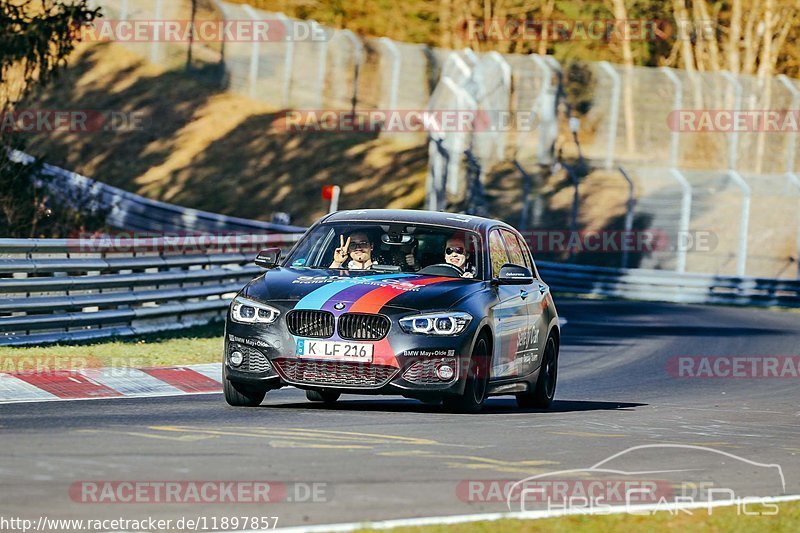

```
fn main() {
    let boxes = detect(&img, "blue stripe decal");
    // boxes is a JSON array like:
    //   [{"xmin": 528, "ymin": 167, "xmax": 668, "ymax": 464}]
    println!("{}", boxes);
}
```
[{"xmin": 294, "ymin": 273, "xmax": 415, "ymax": 310}]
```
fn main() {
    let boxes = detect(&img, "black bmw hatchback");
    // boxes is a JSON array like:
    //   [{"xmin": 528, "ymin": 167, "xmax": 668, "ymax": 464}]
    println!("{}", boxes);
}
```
[{"xmin": 224, "ymin": 209, "xmax": 560, "ymax": 413}]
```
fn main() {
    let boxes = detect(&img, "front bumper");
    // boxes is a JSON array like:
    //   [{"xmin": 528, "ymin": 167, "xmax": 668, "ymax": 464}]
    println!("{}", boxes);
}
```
[{"xmin": 224, "ymin": 318, "xmax": 477, "ymax": 398}]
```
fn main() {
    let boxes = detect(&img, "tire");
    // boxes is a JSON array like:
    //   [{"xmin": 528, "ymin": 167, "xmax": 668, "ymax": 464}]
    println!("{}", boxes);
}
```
[
  {"xmin": 306, "ymin": 390, "xmax": 341, "ymax": 404},
  {"xmin": 517, "ymin": 336, "xmax": 557, "ymax": 409},
  {"xmin": 223, "ymin": 366, "xmax": 267, "ymax": 407},
  {"xmin": 443, "ymin": 336, "xmax": 490, "ymax": 414}
]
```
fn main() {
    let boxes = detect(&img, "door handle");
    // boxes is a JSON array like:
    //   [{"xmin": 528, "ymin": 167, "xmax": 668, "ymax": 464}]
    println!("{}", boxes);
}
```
[
  {"xmin": 538, "ymin": 284, "xmax": 548, "ymax": 295},
  {"xmin": 520, "ymin": 289, "xmax": 528, "ymax": 300}
]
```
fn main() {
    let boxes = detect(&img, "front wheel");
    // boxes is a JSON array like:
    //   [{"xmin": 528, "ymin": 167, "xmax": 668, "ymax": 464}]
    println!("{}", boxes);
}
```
[
  {"xmin": 517, "ymin": 336, "xmax": 557, "ymax": 409},
  {"xmin": 443, "ymin": 336, "xmax": 489, "ymax": 414},
  {"xmin": 223, "ymin": 367, "xmax": 267, "ymax": 407},
  {"xmin": 306, "ymin": 390, "xmax": 341, "ymax": 404}
]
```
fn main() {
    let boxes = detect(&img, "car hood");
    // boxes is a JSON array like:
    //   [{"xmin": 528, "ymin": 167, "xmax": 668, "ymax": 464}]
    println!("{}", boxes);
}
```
[{"xmin": 242, "ymin": 267, "xmax": 483, "ymax": 312}]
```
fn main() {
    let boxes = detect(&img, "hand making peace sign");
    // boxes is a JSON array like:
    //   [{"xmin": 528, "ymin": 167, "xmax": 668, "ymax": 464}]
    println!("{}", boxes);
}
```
[{"xmin": 331, "ymin": 235, "xmax": 351, "ymax": 267}]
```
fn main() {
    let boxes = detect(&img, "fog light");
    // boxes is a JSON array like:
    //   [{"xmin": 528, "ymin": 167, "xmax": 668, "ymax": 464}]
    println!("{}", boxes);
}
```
[
  {"xmin": 230, "ymin": 350, "xmax": 244, "ymax": 367},
  {"xmin": 436, "ymin": 364, "xmax": 454, "ymax": 380}
]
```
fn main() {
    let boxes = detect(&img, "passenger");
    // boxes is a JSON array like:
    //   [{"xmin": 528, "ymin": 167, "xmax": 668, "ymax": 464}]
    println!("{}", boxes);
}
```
[
  {"xmin": 330, "ymin": 231, "xmax": 374, "ymax": 269},
  {"xmin": 444, "ymin": 233, "xmax": 475, "ymax": 278}
]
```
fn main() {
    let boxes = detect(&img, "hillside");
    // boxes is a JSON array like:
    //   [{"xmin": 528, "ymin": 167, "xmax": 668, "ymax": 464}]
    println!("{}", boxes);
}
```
[{"xmin": 24, "ymin": 42, "xmax": 429, "ymax": 227}]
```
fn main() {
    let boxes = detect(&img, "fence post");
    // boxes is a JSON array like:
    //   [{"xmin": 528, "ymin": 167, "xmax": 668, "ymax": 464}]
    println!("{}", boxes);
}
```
[
  {"xmin": 599, "ymin": 62, "xmax": 620, "ymax": 170},
  {"xmin": 669, "ymin": 168, "xmax": 692, "ymax": 273},
  {"xmin": 778, "ymin": 75, "xmax": 800, "ymax": 173},
  {"xmin": 310, "ymin": 21, "xmax": 329, "ymax": 109},
  {"xmin": 338, "ymin": 30, "xmax": 363, "ymax": 114},
  {"xmin": 148, "ymin": 0, "xmax": 164, "ymax": 64},
  {"xmin": 618, "ymin": 167, "xmax": 635, "ymax": 269},
  {"xmin": 378, "ymin": 37, "xmax": 400, "ymax": 110},
  {"xmin": 720, "ymin": 71, "xmax": 742, "ymax": 171},
  {"xmin": 529, "ymin": 55, "xmax": 553, "ymax": 164},
  {"xmin": 727, "ymin": 170, "xmax": 751, "ymax": 276},
  {"xmin": 787, "ymin": 172, "xmax": 800, "ymax": 278},
  {"xmin": 274, "ymin": 13, "xmax": 294, "ymax": 108},
  {"xmin": 661, "ymin": 67, "xmax": 682, "ymax": 168},
  {"xmin": 241, "ymin": 5, "xmax": 262, "ymax": 100},
  {"xmin": 514, "ymin": 161, "xmax": 532, "ymax": 231}
]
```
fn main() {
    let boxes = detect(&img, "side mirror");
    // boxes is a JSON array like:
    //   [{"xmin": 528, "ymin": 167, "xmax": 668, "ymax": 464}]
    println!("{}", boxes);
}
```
[
  {"xmin": 255, "ymin": 248, "xmax": 281, "ymax": 269},
  {"xmin": 495, "ymin": 264, "xmax": 534, "ymax": 285}
]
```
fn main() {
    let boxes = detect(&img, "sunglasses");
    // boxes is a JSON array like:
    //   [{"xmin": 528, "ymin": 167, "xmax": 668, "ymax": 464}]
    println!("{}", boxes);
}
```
[
  {"xmin": 350, "ymin": 240, "xmax": 371, "ymax": 250},
  {"xmin": 445, "ymin": 247, "xmax": 465, "ymax": 255}
]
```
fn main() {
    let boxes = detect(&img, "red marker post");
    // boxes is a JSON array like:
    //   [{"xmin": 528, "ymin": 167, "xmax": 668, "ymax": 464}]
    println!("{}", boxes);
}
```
[{"xmin": 322, "ymin": 185, "xmax": 341, "ymax": 213}]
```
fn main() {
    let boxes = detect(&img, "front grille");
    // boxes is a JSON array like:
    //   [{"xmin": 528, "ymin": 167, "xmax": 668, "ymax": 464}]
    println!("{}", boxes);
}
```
[
  {"xmin": 403, "ymin": 357, "xmax": 458, "ymax": 383},
  {"xmin": 273, "ymin": 359, "xmax": 398, "ymax": 388},
  {"xmin": 229, "ymin": 343, "xmax": 273, "ymax": 374},
  {"xmin": 338, "ymin": 313, "xmax": 391, "ymax": 341},
  {"xmin": 286, "ymin": 310, "xmax": 334, "ymax": 338}
]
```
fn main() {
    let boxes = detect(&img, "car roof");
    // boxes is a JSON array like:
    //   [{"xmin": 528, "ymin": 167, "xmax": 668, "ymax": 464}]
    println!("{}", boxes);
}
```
[{"xmin": 321, "ymin": 209, "xmax": 515, "ymax": 233}]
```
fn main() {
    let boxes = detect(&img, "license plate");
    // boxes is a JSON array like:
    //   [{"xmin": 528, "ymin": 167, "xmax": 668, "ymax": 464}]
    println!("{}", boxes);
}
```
[{"xmin": 296, "ymin": 339, "xmax": 374, "ymax": 363}]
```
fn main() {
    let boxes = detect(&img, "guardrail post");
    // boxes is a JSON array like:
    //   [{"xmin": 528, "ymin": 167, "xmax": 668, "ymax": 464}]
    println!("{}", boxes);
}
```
[
  {"xmin": 720, "ymin": 71, "xmax": 742, "ymax": 171},
  {"xmin": 599, "ymin": 62, "xmax": 620, "ymax": 170},
  {"xmin": 378, "ymin": 37, "xmax": 400, "ymax": 110},
  {"xmin": 727, "ymin": 170, "xmax": 751, "ymax": 276},
  {"xmin": 241, "ymin": 5, "xmax": 262, "ymax": 100},
  {"xmin": 669, "ymin": 168, "xmax": 692, "ymax": 273},
  {"xmin": 787, "ymin": 172, "xmax": 800, "ymax": 278},
  {"xmin": 778, "ymin": 76, "xmax": 800, "ymax": 173},
  {"xmin": 661, "ymin": 67, "xmax": 682, "ymax": 168},
  {"xmin": 618, "ymin": 167, "xmax": 636, "ymax": 269}
]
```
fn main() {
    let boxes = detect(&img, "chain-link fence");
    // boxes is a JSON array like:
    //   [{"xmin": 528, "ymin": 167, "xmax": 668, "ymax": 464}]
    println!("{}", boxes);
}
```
[{"xmin": 86, "ymin": 0, "xmax": 800, "ymax": 278}]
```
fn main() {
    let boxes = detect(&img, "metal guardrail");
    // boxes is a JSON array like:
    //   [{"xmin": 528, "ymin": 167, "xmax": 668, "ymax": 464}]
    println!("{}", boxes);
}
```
[
  {"xmin": 2, "ymin": 233, "xmax": 798, "ymax": 346},
  {"xmin": 538, "ymin": 262, "xmax": 800, "ymax": 308},
  {"xmin": 9, "ymin": 150, "xmax": 306, "ymax": 234},
  {"xmin": 0, "ymin": 234, "xmax": 302, "ymax": 346}
]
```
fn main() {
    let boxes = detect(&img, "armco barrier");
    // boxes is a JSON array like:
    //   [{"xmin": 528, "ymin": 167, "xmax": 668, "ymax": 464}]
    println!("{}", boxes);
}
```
[
  {"xmin": 0, "ymin": 234, "xmax": 301, "ymax": 346},
  {"xmin": 9, "ymin": 150, "xmax": 306, "ymax": 234},
  {"xmin": 2, "ymin": 236, "xmax": 798, "ymax": 347},
  {"xmin": 537, "ymin": 261, "xmax": 800, "ymax": 308}
]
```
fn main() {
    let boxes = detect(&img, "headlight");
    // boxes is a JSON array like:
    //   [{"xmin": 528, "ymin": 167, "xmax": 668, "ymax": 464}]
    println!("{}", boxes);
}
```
[
  {"xmin": 231, "ymin": 296, "xmax": 280, "ymax": 325},
  {"xmin": 399, "ymin": 312, "xmax": 472, "ymax": 336}
]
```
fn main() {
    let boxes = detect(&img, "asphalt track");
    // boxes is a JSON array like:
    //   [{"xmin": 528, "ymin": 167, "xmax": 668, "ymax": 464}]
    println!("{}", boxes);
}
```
[{"xmin": 2, "ymin": 298, "xmax": 799, "ymax": 530}]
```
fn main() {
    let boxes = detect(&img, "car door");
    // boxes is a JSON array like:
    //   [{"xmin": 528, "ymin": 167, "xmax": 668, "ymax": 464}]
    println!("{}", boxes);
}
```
[
  {"xmin": 488, "ymin": 228, "xmax": 533, "ymax": 380},
  {"xmin": 502, "ymin": 229, "xmax": 549, "ymax": 377}
]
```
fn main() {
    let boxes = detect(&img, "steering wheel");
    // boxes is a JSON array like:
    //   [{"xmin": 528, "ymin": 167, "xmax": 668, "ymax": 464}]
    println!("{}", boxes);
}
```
[{"xmin": 418, "ymin": 263, "xmax": 464, "ymax": 277}]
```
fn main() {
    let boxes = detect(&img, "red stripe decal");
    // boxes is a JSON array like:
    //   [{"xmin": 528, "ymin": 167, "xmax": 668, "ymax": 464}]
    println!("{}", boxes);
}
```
[
  {"xmin": 349, "ymin": 277, "xmax": 455, "ymax": 314},
  {"xmin": 141, "ymin": 367, "xmax": 221, "ymax": 393},
  {"xmin": 14, "ymin": 372, "xmax": 123, "ymax": 399},
  {"xmin": 348, "ymin": 277, "xmax": 457, "ymax": 368}
]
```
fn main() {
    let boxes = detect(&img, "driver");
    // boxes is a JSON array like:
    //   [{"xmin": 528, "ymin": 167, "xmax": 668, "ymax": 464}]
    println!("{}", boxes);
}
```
[
  {"xmin": 444, "ymin": 233, "xmax": 474, "ymax": 278},
  {"xmin": 330, "ymin": 231, "xmax": 374, "ymax": 269}
]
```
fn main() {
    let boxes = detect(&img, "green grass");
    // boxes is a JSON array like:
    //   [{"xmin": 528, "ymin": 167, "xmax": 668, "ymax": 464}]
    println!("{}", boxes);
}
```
[
  {"xmin": 358, "ymin": 500, "xmax": 800, "ymax": 532},
  {"xmin": 0, "ymin": 322, "xmax": 224, "ymax": 372}
]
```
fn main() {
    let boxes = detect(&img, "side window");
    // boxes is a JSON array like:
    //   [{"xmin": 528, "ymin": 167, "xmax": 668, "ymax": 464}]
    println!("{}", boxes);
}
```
[
  {"xmin": 501, "ymin": 230, "xmax": 526, "ymax": 268},
  {"xmin": 489, "ymin": 230, "xmax": 509, "ymax": 278}
]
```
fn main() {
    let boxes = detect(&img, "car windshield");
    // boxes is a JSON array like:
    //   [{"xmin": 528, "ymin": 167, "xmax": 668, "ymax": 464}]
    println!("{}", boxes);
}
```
[{"xmin": 284, "ymin": 222, "xmax": 484, "ymax": 280}]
